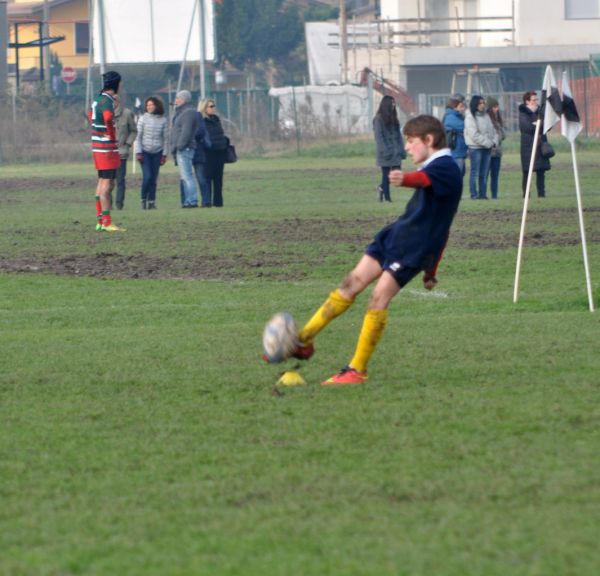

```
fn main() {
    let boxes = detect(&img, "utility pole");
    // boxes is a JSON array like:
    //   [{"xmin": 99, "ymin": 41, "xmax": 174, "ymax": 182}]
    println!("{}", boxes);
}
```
[
  {"xmin": 43, "ymin": 0, "xmax": 51, "ymax": 91},
  {"xmin": 0, "ymin": 0, "xmax": 8, "ymax": 93},
  {"xmin": 339, "ymin": 0, "xmax": 348, "ymax": 84}
]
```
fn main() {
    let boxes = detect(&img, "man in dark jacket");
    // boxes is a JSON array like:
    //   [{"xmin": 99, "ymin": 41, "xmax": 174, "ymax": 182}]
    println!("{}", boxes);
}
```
[
  {"xmin": 114, "ymin": 96, "xmax": 138, "ymax": 209},
  {"xmin": 171, "ymin": 90, "xmax": 200, "ymax": 208}
]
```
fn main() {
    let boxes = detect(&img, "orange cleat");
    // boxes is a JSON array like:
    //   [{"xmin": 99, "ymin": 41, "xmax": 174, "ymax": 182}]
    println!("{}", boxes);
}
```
[{"xmin": 322, "ymin": 366, "xmax": 368, "ymax": 386}]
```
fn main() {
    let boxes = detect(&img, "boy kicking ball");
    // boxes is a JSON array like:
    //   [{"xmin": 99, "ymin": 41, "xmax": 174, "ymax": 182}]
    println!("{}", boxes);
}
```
[{"xmin": 292, "ymin": 115, "xmax": 463, "ymax": 385}]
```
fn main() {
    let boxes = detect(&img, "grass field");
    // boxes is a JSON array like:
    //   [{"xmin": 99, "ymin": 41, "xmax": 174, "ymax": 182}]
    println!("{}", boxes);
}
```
[{"xmin": 1, "ymin": 142, "xmax": 599, "ymax": 575}]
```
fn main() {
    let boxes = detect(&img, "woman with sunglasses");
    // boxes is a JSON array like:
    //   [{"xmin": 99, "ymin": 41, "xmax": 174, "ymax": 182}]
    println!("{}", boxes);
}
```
[
  {"xmin": 199, "ymin": 99, "xmax": 229, "ymax": 207},
  {"xmin": 519, "ymin": 91, "xmax": 551, "ymax": 198}
]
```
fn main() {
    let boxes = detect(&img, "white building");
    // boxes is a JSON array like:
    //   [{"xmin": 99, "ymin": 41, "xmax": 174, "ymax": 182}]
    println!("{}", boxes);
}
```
[{"xmin": 318, "ymin": 0, "xmax": 600, "ymax": 97}]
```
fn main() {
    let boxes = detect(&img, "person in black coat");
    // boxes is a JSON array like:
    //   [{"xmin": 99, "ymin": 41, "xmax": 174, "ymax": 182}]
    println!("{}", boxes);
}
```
[
  {"xmin": 193, "ymin": 109, "xmax": 212, "ymax": 207},
  {"xmin": 199, "ymin": 98, "xmax": 228, "ymax": 207},
  {"xmin": 519, "ymin": 91, "xmax": 551, "ymax": 198}
]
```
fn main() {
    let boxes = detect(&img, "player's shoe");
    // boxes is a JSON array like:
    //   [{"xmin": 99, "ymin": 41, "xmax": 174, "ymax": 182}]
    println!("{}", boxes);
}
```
[
  {"xmin": 96, "ymin": 223, "xmax": 103, "ymax": 231},
  {"xmin": 322, "ymin": 365, "xmax": 368, "ymax": 386},
  {"xmin": 101, "ymin": 224, "xmax": 127, "ymax": 232},
  {"xmin": 291, "ymin": 341, "xmax": 314, "ymax": 360}
]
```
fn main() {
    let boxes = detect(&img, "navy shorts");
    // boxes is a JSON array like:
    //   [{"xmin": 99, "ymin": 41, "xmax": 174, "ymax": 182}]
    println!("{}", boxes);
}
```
[
  {"xmin": 97, "ymin": 169, "xmax": 117, "ymax": 179},
  {"xmin": 365, "ymin": 227, "xmax": 421, "ymax": 287}
]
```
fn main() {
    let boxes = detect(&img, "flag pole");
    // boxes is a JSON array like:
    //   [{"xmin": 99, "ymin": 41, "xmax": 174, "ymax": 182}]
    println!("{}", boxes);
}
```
[
  {"xmin": 570, "ymin": 141, "xmax": 595, "ymax": 311},
  {"xmin": 513, "ymin": 117, "xmax": 541, "ymax": 303}
]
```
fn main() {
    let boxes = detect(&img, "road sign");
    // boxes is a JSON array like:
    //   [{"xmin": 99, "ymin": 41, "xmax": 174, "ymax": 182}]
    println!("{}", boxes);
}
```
[{"xmin": 61, "ymin": 66, "xmax": 77, "ymax": 84}]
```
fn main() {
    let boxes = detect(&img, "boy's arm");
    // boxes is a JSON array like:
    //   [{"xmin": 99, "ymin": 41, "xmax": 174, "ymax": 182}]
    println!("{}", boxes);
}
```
[
  {"xmin": 422, "ymin": 235, "xmax": 449, "ymax": 290},
  {"xmin": 389, "ymin": 170, "xmax": 432, "ymax": 188}
]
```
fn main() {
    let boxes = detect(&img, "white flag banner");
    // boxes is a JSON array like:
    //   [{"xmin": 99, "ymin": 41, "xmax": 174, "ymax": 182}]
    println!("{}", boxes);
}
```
[
  {"xmin": 542, "ymin": 65, "xmax": 561, "ymax": 135},
  {"xmin": 561, "ymin": 71, "xmax": 583, "ymax": 143}
]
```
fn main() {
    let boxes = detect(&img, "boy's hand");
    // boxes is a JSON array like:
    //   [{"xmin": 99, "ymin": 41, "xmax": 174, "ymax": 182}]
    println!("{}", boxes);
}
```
[
  {"xmin": 389, "ymin": 170, "xmax": 404, "ymax": 187},
  {"xmin": 423, "ymin": 272, "xmax": 438, "ymax": 291}
]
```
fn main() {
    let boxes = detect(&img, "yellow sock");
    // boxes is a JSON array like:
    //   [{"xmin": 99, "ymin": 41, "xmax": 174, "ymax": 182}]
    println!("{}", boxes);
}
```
[
  {"xmin": 298, "ymin": 289, "xmax": 354, "ymax": 344},
  {"xmin": 349, "ymin": 309, "xmax": 388, "ymax": 373}
]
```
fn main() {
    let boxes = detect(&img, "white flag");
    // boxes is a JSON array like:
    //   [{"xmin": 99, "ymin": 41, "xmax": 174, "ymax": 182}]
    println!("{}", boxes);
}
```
[
  {"xmin": 561, "ymin": 71, "xmax": 582, "ymax": 143},
  {"xmin": 542, "ymin": 66, "xmax": 561, "ymax": 135}
]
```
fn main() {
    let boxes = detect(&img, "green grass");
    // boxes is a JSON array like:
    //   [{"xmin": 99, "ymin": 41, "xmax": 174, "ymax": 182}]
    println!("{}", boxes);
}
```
[{"xmin": 1, "ymin": 146, "xmax": 599, "ymax": 575}]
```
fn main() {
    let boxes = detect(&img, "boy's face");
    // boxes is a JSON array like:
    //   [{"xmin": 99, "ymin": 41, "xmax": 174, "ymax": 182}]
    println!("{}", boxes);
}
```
[{"xmin": 405, "ymin": 134, "xmax": 434, "ymax": 164}]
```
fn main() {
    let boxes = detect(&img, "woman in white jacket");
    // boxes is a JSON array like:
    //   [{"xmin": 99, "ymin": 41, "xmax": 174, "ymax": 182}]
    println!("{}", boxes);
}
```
[
  {"xmin": 135, "ymin": 96, "xmax": 168, "ymax": 209},
  {"xmin": 464, "ymin": 95, "xmax": 497, "ymax": 200}
]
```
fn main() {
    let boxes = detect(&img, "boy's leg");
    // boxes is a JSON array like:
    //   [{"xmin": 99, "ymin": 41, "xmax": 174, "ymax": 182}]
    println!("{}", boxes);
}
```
[
  {"xmin": 298, "ymin": 255, "xmax": 382, "ymax": 346},
  {"xmin": 348, "ymin": 272, "xmax": 400, "ymax": 372},
  {"xmin": 323, "ymin": 270, "xmax": 402, "ymax": 385}
]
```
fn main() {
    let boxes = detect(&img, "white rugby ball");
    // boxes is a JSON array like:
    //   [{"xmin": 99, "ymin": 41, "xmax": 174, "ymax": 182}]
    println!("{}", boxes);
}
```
[{"xmin": 262, "ymin": 312, "xmax": 299, "ymax": 364}]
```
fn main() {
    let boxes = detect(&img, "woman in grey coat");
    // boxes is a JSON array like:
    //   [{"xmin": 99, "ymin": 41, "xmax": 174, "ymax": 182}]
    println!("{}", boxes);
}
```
[
  {"xmin": 135, "ymin": 96, "xmax": 168, "ymax": 209},
  {"xmin": 465, "ymin": 95, "xmax": 496, "ymax": 200},
  {"xmin": 373, "ymin": 95, "xmax": 406, "ymax": 202}
]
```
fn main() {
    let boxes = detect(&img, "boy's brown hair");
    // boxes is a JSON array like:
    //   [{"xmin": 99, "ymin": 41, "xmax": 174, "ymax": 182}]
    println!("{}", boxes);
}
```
[{"xmin": 403, "ymin": 115, "xmax": 447, "ymax": 150}]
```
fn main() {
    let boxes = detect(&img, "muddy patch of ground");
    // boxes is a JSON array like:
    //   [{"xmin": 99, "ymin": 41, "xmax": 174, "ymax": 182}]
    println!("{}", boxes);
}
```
[{"xmin": 1, "ymin": 208, "xmax": 598, "ymax": 281}]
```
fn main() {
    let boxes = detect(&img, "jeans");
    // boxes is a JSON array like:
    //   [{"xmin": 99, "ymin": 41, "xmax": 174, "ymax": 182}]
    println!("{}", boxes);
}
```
[
  {"xmin": 379, "ymin": 166, "xmax": 400, "ymax": 201},
  {"xmin": 488, "ymin": 156, "xmax": 501, "ymax": 199},
  {"xmin": 141, "ymin": 150, "xmax": 162, "ymax": 202},
  {"xmin": 469, "ymin": 148, "xmax": 491, "ymax": 199},
  {"xmin": 453, "ymin": 157, "xmax": 466, "ymax": 176},
  {"xmin": 177, "ymin": 148, "xmax": 198, "ymax": 207},
  {"xmin": 194, "ymin": 163, "xmax": 211, "ymax": 206},
  {"xmin": 115, "ymin": 158, "xmax": 127, "ymax": 208}
]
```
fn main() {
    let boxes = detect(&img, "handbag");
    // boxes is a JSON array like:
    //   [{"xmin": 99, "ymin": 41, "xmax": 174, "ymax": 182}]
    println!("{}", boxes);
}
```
[
  {"xmin": 540, "ymin": 141, "xmax": 555, "ymax": 159},
  {"xmin": 224, "ymin": 144, "xmax": 238, "ymax": 164}
]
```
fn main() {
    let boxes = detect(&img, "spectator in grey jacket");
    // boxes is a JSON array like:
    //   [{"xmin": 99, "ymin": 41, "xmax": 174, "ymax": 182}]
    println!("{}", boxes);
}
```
[
  {"xmin": 171, "ymin": 90, "xmax": 200, "ymax": 208},
  {"xmin": 114, "ymin": 96, "xmax": 137, "ymax": 209},
  {"xmin": 373, "ymin": 95, "xmax": 405, "ymax": 202},
  {"xmin": 465, "ymin": 95, "xmax": 497, "ymax": 200},
  {"xmin": 135, "ymin": 96, "xmax": 168, "ymax": 209}
]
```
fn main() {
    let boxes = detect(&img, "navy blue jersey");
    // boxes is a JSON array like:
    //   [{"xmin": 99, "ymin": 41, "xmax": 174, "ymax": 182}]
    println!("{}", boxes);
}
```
[{"xmin": 367, "ymin": 151, "xmax": 463, "ymax": 273}]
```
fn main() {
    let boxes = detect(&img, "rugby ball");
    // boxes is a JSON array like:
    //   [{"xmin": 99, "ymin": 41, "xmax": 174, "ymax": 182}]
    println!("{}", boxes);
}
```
[{"xmin": 262, "ymin": 312, "xmax": 299, "ymax": 364}]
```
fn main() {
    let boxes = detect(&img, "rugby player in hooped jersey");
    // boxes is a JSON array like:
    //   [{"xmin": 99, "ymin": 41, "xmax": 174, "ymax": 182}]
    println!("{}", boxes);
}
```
[
  {"xmin": 292, "ymin": 115, "xmax": 463, "ymax": 385},
  {"xmin": 88, "ymin": 71, "xmax": 125, "ymax": 232}
]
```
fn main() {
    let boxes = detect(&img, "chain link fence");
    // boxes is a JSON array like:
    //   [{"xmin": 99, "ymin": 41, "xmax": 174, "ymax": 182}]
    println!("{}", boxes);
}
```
[{"xmin": 2, "ymin": 74, "xmax": 600, "ymax": 165}]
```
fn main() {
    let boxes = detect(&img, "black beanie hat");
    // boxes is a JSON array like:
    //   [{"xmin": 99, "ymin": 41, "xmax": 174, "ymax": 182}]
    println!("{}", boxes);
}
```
[{"xmin": 102, "ymin": 71, "xmax": 121, "ymax": 92}]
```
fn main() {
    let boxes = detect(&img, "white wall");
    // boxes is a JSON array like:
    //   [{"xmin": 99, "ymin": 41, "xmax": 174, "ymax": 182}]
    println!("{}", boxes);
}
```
[
  {"xmin": 380, "ymin": 0, "xmax": 600, "ymax": 47},
  {"xmin": 517, "ymin": 2, "xmax": 600, "ymax": 45}
]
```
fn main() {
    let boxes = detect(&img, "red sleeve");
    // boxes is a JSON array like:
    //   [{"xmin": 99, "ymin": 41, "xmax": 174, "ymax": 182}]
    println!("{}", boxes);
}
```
[{"xmin": 401, "ymin": 171, "xmax": 432, "ymax": 188}]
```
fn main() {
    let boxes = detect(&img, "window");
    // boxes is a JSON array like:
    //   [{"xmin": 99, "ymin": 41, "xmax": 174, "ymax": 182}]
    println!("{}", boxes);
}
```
[
  {"xmin": 565, "ymin": 0, "xmax": 600, "ymax": 18},
  {"xmin": 75, "ymin": 22, "xmax": 89, "ymax": 54}
]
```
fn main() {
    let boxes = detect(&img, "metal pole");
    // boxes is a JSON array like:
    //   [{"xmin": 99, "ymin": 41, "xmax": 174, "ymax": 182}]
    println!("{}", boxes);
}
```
[
  {"xmin": 339, "ymin": 0, "xmax": 347, "ymax": 84},
  {"xmin": 149, "ymin": 0, "xmax": 156, "ymax": 62},
  {"xmin": 198, "ymin": 0, "xmax": 206, "ymax": 99},
  {"xmin": 176, "ymin": 0, "xmax": 199, "ymax": 95},
  {"xmin": 86, "ymin": 0, "xmax": 94, "ymax": 113},
  {"xmin": 38, "ymin": 22, "xmax": 44, "ymax": 84},
  {"xmin": 0, "ymin": 0, "xmax": 8, "ymax": 93},
  {"xmin": 15, "ymin": 23, "xmax": 20, "ymax": 92},
  {"xmin": 43, "ymin": 0, "xmax": 50, "ymax": 90},
  {"xmin": 97, "ymin": 0, "xmax": 106, "ymax": 74}
]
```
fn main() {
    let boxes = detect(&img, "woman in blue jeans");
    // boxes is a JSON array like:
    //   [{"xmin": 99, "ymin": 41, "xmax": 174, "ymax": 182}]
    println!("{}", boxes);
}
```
[
  {"xmin": 464, "ymin": 95, "xmax": 496, "ymax": 199},
  {"xmin": 486, "ymin": 97, "xmax": 505, "ymax": 199},
  {"xmin": 135, "ymin": 96, "xmax": 167, "ymax": 209}
]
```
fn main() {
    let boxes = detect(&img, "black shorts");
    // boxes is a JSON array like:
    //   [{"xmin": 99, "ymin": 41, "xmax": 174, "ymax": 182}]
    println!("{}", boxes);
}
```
[
  {"xmin": 98, "ymin": 169, "xmax": 117, "ymax": 179},
  {"xmin": 366, "ymin": 228, "xmax": 421, "ymax": 287}
]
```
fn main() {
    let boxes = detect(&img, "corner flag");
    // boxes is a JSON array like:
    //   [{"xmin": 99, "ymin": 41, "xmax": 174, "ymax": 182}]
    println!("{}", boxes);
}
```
[
  {"xmin": 542, "ymin": 66, "xmax": 561, "ymax": 134},
  {"xmin": 560, "ymin": 71, "xmax": 582, "ymax": 143}
]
